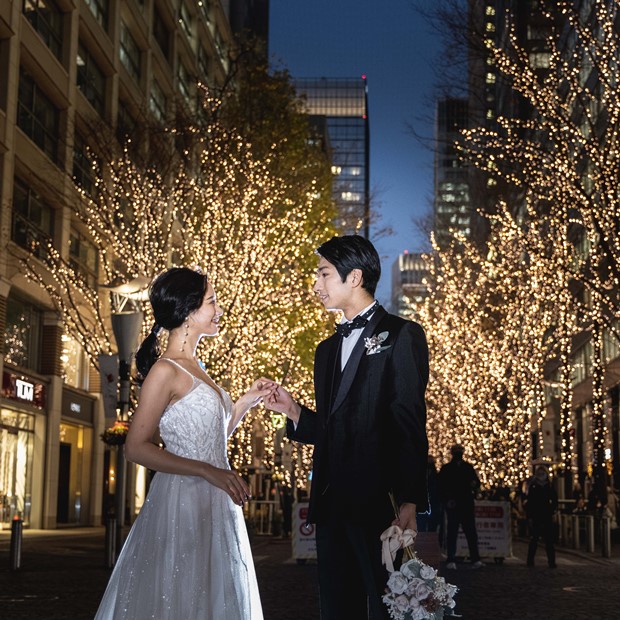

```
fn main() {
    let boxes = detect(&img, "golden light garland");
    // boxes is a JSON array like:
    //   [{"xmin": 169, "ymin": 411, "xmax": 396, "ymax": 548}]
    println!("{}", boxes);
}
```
[
  {"xmin": 21, "ymin": 78, "xmax": 339, "ymax": 489},
  {"xmin": 415, "ymin": 0, "xmax": 619, "ymax": 489}
]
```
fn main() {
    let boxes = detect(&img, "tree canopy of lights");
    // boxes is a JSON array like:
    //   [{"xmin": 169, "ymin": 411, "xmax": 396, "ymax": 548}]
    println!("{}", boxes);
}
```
[
  {"xmin": 417, "ymin": 0, "xmax": 620, "ymax": 491},
  {"xmin": 21, "ymin": 48, "xmax": 339, "ymax": 486}
]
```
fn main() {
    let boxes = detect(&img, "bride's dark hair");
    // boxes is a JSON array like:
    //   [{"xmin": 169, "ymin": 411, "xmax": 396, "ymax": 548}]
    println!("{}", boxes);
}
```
[{"xmin": 135, "ymin": 267, "xmax": 209, "ymax": 379}]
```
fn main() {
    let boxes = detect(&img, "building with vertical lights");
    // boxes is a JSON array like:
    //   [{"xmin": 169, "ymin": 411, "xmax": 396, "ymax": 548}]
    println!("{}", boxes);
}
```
[
  {"xmin": 294, "ymin": 76, "xmax": 370, "ymax": 237},
  {"xmin": 433, "ymin": 97, "xmax": 471, "ymax": 248},
  {"xmin": 0, "ymin": 0, "xmax": 266, "ymax": 530},
  {"xmin": 390, "ymin": 252, "xmax": 429, "ymax": 319}
]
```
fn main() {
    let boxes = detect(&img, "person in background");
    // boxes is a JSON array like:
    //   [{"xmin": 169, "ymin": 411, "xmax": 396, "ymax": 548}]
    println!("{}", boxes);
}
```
[
  {"xmin": 438, "ymin": 444, "xmax": 483, "ymax": 570},
  {"xmin": 524, "ymin": 464, "xmax": 558, "ymax": 569}
]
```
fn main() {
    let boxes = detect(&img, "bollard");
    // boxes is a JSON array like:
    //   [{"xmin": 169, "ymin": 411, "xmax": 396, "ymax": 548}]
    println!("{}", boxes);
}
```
[
  {"xmin": 601, "ymin": 516, "xmax": 612, "ymax": 558},
  {"xmin": 9, "ymin": 516, "xmax": 23, "ymax": 571},
  {"xmin": 105, "ymin": 516, "xmax": 117, "ymax": 568},
  {"xmin": 571, "ymin": 514, "xmax": 580, "ymax": 549},
  {"xmin": 561, "ymin": 514, "xmax": 571, "ymax": 546},
  {"xmin": 585, "ymin": 515, "xmax": 595, "ymax": 553}
]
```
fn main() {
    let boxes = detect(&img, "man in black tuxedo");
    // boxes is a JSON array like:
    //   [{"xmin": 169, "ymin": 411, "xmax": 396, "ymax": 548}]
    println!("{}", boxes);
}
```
[{"xmin": 267, "ymin": 235, "xmax": 429, "ymax": 619}]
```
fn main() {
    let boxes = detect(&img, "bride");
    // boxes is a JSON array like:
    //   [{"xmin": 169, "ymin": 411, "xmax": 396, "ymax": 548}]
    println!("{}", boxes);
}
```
[{"xmin": 95, "ymin": 267, "xmax": 270, "ymax": 619}]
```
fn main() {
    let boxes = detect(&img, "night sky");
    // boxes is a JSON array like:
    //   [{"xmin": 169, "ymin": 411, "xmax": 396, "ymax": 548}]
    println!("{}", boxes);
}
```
[{"xmin": 268, "ymin": 0, "xmax": 442, "ymax": 304}]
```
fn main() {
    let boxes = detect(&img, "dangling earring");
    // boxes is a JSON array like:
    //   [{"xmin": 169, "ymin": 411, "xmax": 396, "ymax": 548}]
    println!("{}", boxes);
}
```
[{"xmin": 180, "ymin": 320, "xmax": 189, "ymax": 352}]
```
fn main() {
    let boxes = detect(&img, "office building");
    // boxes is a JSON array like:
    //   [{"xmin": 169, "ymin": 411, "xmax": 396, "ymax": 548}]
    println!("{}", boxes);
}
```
[
  {"xmin": 294, "ymin": 76, "xmax": 370, "ymax": 236},
  {"xmin": 0, "ymin": 0, "xmax": 262, "ymax": 529}
]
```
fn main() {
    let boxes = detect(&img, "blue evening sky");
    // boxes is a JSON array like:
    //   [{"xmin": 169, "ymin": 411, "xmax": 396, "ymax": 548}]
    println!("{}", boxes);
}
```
[{"xmin": 268, "ymin": 0, "xmax": 441, "ymax": 304}]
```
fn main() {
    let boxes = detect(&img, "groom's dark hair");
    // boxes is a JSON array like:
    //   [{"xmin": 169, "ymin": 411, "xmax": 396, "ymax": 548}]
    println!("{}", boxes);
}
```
[{"xmin": 316, "ymin": 235, "xmax": 381, "ymax": 296}]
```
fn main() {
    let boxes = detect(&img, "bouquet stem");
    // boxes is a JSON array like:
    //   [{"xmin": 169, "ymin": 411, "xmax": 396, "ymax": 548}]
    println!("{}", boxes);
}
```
[{"xmin": 389, "ymin": 491, "xmax": 416, "ymax": 561}]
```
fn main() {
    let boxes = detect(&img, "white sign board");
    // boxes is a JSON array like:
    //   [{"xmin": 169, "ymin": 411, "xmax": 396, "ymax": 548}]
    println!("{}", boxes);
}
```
[
  {"xmin": 455, "ymin": 500, "xmax": 512, "ymax": 559},
  {"xmin": 292, "ymin": 501, "xmax": 317, "ymax": 560}
]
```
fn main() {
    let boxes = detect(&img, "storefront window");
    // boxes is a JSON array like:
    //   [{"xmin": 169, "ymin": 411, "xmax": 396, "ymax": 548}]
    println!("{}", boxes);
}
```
[
  {"xmin": 0, "ymin": 409, "xmax": 35, "ymax": 525},
  {"xmin": 58, "ymin": 423, "xmax": 91, "ymax": 524}
]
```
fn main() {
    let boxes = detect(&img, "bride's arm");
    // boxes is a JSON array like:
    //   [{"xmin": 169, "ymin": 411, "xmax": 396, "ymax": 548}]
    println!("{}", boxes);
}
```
[
  {"xmin": 228, "ymin": 378, "xmax": 275, "ymax": 436},
  {"xmin": 125, "ymin": 363, "xmax": 250, "ymax": 505}
]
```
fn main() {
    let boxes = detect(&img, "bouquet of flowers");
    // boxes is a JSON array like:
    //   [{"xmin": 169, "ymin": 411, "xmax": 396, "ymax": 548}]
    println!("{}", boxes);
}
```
[
  {"xmin": 100, "ymin": 420, "xmax": 130, "ymax": 446},
  {"xmin": 381, "ymin": 494, "xmax": 458, "ymax": 620}
]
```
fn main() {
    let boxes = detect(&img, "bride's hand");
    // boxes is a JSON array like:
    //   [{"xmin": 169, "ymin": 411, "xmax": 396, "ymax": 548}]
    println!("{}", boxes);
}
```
[
  {"xmin": 237, "ymin": 378, "xmax": 277, "ymax": 411},
  {"xmin": 202, "ymin": 464, "xmax": 251, "ymax": 506}
]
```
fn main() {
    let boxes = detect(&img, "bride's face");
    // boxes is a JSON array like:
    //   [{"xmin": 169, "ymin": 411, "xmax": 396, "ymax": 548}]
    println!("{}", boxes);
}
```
[{"xmin": 190, "ymin": 282, "xmax": 223, "ymax": 337}]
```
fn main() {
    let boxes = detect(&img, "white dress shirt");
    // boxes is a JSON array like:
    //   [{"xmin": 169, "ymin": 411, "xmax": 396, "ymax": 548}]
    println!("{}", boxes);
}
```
[{"xmin": 339, "ymin": 300, "xmax": 377, "ymax": 370}]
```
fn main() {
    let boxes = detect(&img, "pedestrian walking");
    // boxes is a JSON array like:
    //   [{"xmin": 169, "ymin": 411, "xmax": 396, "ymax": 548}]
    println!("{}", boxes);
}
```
[
  {"xmin": 524, "ymin": 464, "xmax": 557, "ymax": 568},
  {"xmin": 438, "ymin": 444, "xmax": 483, "ymax": 570}
]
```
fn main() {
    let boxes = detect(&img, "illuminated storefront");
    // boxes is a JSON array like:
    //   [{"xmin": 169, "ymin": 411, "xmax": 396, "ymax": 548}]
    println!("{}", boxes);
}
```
[{"xmin": 0, "ymin": 370, "xmax": 46, "ymax": 527}]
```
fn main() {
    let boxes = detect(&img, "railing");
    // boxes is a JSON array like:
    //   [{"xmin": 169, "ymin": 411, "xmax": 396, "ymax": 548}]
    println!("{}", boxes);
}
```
[
  {"xmin": 246, "ymin": 500, "xmax": 280, "ymax": 536},
  {"xmin": 558, "ymin": 512, "xmax": 612, "ymax": 557}
]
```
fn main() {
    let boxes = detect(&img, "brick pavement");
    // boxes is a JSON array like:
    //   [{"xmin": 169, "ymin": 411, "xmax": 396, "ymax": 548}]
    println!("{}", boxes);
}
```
[{"xmin": 1, "ymin": 527, "xmax": 619, "ymax": 619}]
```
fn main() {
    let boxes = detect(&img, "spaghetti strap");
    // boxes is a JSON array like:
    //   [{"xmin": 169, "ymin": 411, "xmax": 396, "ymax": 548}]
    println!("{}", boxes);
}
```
[{"xmin": 158, "ymin": 357, "xmax": 196, "ymax": 380}]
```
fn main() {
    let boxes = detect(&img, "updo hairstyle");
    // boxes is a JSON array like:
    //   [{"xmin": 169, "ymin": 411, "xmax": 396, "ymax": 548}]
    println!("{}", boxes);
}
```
[{"xmin": 135, "ymin": 267, "xmax": 209, "ymax": 378}]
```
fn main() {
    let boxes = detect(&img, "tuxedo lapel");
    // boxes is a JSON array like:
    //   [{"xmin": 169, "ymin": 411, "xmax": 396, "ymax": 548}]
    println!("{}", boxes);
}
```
[
  {"xmin": 330, "ymin": 307, "xmax": 387, "ymax": 414},
  {"xmin": 317, "ymin": 335, "xmax": 341, "ymax": 416}
]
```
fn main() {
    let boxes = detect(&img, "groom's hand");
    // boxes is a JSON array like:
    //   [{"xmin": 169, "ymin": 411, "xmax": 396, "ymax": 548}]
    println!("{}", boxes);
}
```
[
  {"xmin": 265, "ymin": 385, "xmax": 301, "ymax": 424},
  {"xmin": 392, "ymin": 502, "xmax": 418, "ymax": 535}
]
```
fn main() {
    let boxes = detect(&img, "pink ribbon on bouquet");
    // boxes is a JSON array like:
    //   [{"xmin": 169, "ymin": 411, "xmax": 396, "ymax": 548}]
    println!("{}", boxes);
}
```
[{"xmin": 380, "ymin": 525, "xmax": 417, "ymax": 573}]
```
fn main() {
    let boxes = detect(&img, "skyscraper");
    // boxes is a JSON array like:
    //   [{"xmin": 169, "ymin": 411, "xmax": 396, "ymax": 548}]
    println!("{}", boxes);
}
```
[{"xmin": 294, "ymin": 76, "xmax": 370, "ymax": 237}]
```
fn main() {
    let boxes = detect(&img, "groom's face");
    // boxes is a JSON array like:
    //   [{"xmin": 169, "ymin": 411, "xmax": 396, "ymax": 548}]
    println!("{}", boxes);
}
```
[{"xmin": 313, "ymin": 256, "xmax": 352, "ymax": 311}]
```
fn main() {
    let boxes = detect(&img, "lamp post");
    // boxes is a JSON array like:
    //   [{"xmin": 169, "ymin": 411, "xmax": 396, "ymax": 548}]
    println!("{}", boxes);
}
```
[{"xmin": 104, "ymin": 277, "xmax": 149, "ymax": 559}]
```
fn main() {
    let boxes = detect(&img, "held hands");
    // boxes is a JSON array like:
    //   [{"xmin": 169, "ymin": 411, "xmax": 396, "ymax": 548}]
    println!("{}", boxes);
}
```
[
  {"xmin": 236, "ymin": 378, "xmax": 277, "ymax": 415},
  {"xmin": 264, "ymin": 383, "xmax": 301, "ymax": 424}
]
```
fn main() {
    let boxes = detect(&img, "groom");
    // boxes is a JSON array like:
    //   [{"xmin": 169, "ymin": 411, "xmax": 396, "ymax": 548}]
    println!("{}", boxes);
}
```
[{"xmin": 266, "ymin": 235, "xmax": 429, "ymax": 619}]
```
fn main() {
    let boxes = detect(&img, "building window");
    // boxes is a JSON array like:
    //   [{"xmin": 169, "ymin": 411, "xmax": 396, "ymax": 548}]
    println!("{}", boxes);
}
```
[
  {"xmin": 73, "ymin": 135, "xmax": 96, "ymax": 196},
  {"xmin": 4, "ymin": 295, "xmax": 42, "ymax": 371},
  {"xmin": 117, "ymin": 100, "xmax": 136, "ymax": 142},
  {"xmin": 179, "ymin": 1, "xmax": 193, "ymax": 39},
  {"xmin": 198, "ymin": 46, "xmax": 210, "ymax": 82},
  {"xmin": 177, "ymin": 60, "xmax": 192, "ymax": 102},
  {"xmin": 61, "ymin": 334, "xmax": 90, "ymax": 389},
  {"xmin": 17, "ymin": 70, "xmax": 59, "ymax": 162},
  {"xmin": 77, "ymin": 42, "xmax": 105, "ymax": 115},
  {"xmin": 529, "ymin": 52, "xmax": 550, "ymax": 69},
  {"xmin": 69, "ymin": 229, "xmax": 98, "ymax": 289},
  {"xmin": 198, "ymin": 0, "xmax": 210, "ymax": 23},
  {"xmin": 23, "ymin": 0, "xmax": 64, "ymax": 60},
  {"xmin": 153, "ymin": 5, "xmax": 170, "ymax": 60},
  {"xmin": 120, "ymin": 22, "xmax": 141, "ymax": 83},
  {"xmin": 149, "ymin": 79, "xmax": 166, "ymax": 121},
  {"xmin": 11, "ymin": 178, "xmax": 54, "ymax": 260},
  {"xmin": 84, "ymin": 0, "xmax": 108, "ymax": 30}
]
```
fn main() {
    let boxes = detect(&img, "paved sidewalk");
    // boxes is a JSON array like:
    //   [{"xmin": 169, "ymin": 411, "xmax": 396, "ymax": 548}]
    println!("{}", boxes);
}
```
[{"xmin": 1, "ymin": 527, "xmax": 620, "ymax": 619}]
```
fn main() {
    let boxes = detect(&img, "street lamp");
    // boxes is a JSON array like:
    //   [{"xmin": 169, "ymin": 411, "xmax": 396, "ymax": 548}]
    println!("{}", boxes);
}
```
[{"xmin": 104, "ymin": 277, "xmax": 149, "ymax": 558}]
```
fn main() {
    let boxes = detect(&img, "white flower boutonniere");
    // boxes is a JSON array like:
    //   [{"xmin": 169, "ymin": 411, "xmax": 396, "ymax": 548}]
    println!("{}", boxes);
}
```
[{"xmin": 364, "ymin": 331, "xmax": 391, "ymax": 355}]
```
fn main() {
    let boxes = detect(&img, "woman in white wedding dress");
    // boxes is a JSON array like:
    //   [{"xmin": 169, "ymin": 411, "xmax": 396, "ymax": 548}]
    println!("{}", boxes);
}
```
[{"xmin": 95, "ymin": 267, "xmax": 270, "ymax": 620}]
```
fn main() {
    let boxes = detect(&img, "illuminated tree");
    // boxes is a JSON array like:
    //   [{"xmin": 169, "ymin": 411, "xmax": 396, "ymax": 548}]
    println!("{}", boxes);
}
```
[
  {"xmin": 21, "ymin": 61, "xmax": 338, "ymax": 483},
  {"xmin": 419, "ymin": 1, "xmax": 620, "ymax": 492}
]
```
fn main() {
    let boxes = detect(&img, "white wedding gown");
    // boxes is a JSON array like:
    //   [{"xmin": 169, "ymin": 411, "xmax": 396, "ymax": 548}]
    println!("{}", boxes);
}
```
[{"xmin": 95, "ymin": 359, "xmax": 263, "ymax": 619}]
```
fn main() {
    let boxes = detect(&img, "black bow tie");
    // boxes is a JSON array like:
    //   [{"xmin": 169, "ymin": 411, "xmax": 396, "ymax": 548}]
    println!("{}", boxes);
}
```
[{"xmin": 335, "ymin": 301, "xmax": 379, "ymax": 338}]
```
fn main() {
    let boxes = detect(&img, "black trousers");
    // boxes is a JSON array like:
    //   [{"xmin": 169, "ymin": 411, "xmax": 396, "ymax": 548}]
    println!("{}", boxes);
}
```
[
  {"xmin": 445, "ymin": 505, "xmax": 480, "ymax": 563},
  {"xmin": 527, "ymin": 517, "xmax": 556, "ymax": 567},
  {"xmin": 315, "ymin": 515, "xmax": 390, "ymax": 620}
]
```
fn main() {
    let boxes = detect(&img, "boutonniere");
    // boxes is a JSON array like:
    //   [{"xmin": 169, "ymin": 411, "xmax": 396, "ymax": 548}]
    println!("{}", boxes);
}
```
[{"xmin": 364, "ymin": 331, "xmax": 391, "ymax": 355}]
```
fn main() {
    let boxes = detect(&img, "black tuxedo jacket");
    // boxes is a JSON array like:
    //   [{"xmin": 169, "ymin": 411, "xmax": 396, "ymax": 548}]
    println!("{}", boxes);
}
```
[{"xmin": 288, "ymin": 306, "xmax": 429, "ymax": 524}]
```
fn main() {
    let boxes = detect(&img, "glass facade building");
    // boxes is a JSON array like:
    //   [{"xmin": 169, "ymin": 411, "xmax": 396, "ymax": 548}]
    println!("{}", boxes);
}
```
[{"xmin": 294, "ymin": 77, "xmax": 370, "ymax": 236}]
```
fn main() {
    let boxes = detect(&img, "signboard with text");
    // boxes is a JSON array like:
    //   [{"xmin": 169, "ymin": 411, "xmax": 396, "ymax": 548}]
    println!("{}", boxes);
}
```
[
  {"xmin": 1, "ymin": 371, "xmax": 46, "ymax": 409},
  {"xmin": 292, "ymin": 502, "xmax": 317, "ymax": 560},
  {"xmin": 454, "ymin": 500, "xmax": 512, "ymax": 559}
]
